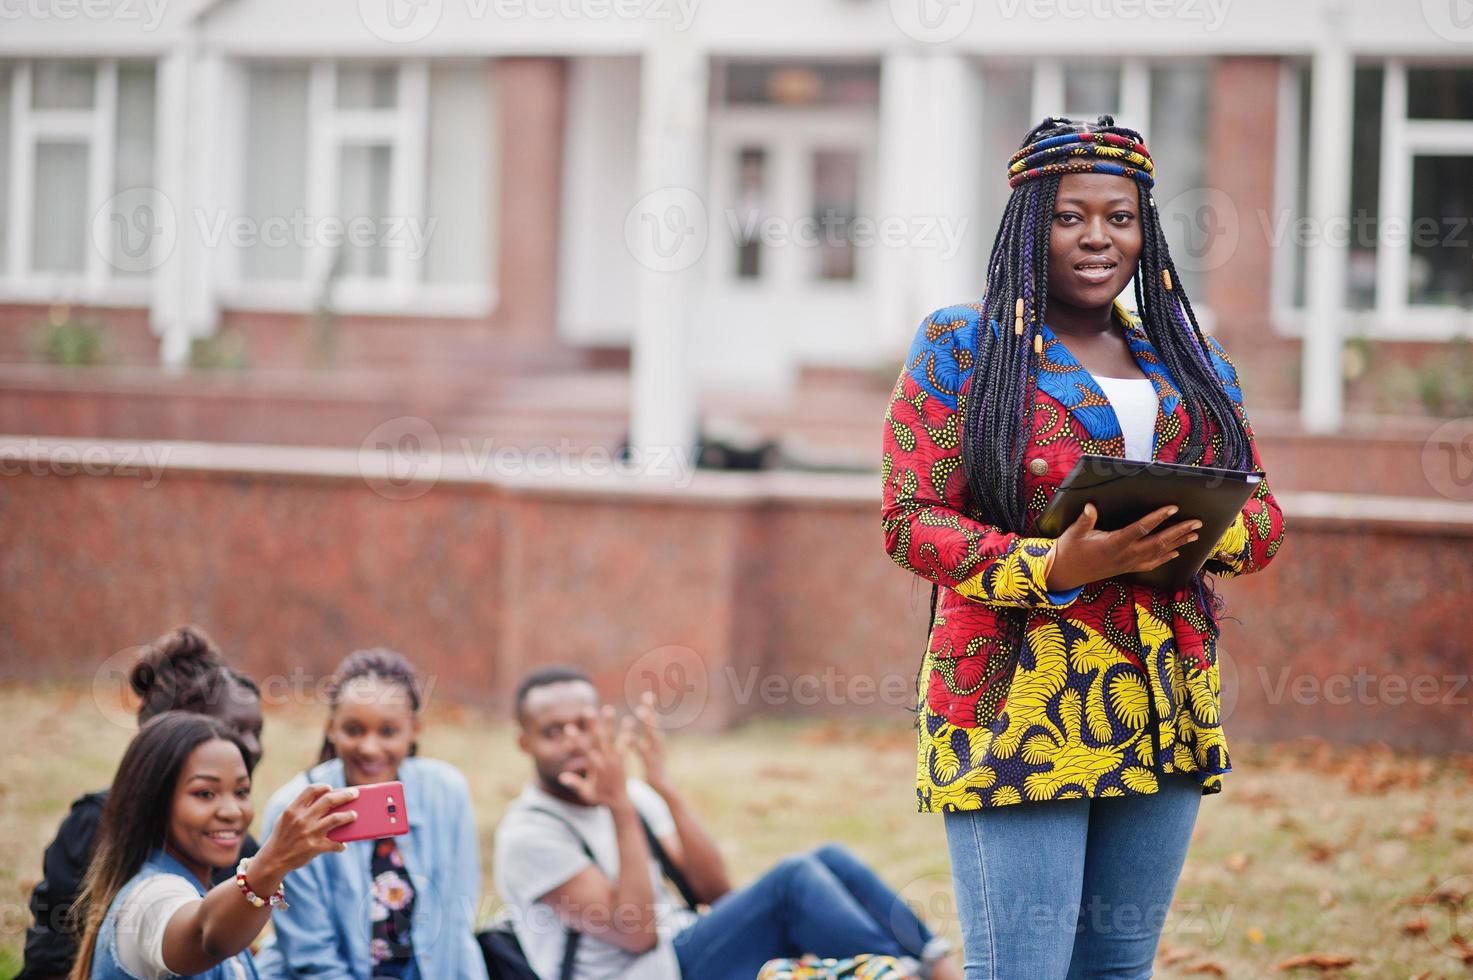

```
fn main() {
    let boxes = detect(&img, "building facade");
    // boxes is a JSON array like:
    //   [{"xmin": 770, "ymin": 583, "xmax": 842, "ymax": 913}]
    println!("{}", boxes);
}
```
[{"xmin": 3, "ymin": 0, "xmax": 1472, "ymax": 458}]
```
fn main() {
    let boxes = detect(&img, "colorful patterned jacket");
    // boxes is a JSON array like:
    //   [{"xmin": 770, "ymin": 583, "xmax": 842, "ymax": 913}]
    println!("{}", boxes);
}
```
[{"xmin": 881, "ymin": 301, "xmax": 1285, "ymax": 812}]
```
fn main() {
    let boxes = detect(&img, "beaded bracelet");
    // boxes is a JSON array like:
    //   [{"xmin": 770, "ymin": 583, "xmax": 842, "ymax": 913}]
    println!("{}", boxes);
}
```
[{"xmin": 235, "ymin": 857, "xmax": 289, "ymax": 911}]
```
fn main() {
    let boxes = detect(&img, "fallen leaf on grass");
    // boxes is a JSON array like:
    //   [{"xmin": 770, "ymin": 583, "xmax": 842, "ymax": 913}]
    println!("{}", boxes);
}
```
[
  {"xmin": 1401, "ymin": 916, "xmax": 1429, "ymax": 935},
  {"xmin": 1182, "ymin": 963, "xmax": 1226, "ymax": 976},
  {"xmin": 1401, "ymin": 884, "xmax": 1469, "ymax": 909},
  {"xmin": 1271, "ymin": 953, "xmax": 1355, "ymax": 971},
  {"xmin": 1303, "ymin": 840, "xmax": 1338, "ymax": 862}
]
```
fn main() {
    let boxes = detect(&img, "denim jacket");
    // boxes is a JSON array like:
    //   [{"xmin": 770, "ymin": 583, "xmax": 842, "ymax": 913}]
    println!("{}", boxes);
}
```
[
  {"xmin": 90, "ymin": 848, "xmax": 260, "ymax": 980},
  {"xmin": 252, "ymin": 757, "xmax": 488, "ymax": 980}
]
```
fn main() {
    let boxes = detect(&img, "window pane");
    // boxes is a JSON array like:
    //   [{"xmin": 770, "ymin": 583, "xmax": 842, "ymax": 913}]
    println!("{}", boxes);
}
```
[
  {"xmin": 1148, "ymin": 61, "xmax": 1211, "ymax": 300},
  {"xmin": 721, "ymin": 62, "xmax": 879, "ymax": 107},
  {"xmin": 32, "ymin": 60, "xmax": 95, "ymax": 110},
  {"xmin": 424, "ymin": 63, "xmax": 490, "ymax": 285},
  {"xmin": 812, "ymin": 148, "xmax": 858, "ymax": 281},
  {"xmin": 1406, "ymin": 68, "xmax": 1473, "ymax": 121},
  {"xmin": 1408, "ymin": 155, "xmax": 1473, "ymax": 307},
  {"xmin": 112, "ymin": 62, "xmax": 157, "ymax": 278},
  {"xmin": 337, "ymin": 64, "xmax": 397, "ymax": 109},
  {"xmin": 242, "ymin": 64, "xmax": 309, "ymax": 282},
  {"xmin": 32, "ymin": 142, "xmax": 89, "ymax": 273},
  {"xmin": 1064, "ymin": 64, "xmax": 1120, "ymax": 118},
  {"xmin": 1346, "ymin": 66, "xmax": 1382, "ymax": 310},
  {"xmin": 339, "ymin": 143, "xmax": 392, "ymax": 279},
  {"xmin": 734, "ymin": 147, "xmax": 766, "ymax": 279}
]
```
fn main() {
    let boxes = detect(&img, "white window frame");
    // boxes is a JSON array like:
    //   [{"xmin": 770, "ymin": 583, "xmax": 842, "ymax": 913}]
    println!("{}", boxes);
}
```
[
  {"xmin": 1029, "ymin": 58, "xmax": 1214, "ymax": 333},
  {"xmin": 1, "ymin": 58, "xmax": 151, "ymax": 307},
  {"xmin": 217, "ymin": 59, "xmax": 493, "ymax": 319},
  {"xmin": 1031, "ymin": 60, "xmax": 1151, "ymax": 133},
  {"xmin": 1273, "ymin": 58, "xmax": 1473, "ymax": 341}
]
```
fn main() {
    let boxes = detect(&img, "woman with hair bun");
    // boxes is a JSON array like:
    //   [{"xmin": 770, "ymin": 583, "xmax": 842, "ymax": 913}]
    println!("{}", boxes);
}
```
[
  {"xmin": 19, "ymin": 626, "xmax": 267, "ymax": 980},
  {"xmin": 255, "ymin": 648, "xmax": 486, "ymax": 980}
]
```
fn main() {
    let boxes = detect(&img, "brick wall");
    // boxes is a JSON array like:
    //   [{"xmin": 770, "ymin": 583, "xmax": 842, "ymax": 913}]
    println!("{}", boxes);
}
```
[{"xmin": 2, "ymin": 441, "xmax": 1470, "ymax": 751}]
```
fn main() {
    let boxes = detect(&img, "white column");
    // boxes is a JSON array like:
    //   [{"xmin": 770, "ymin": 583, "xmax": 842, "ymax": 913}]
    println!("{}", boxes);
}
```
[
  {"xmin": 876, "ymin": 51, "xmax": 982, "ymax": 346},
  {"xmin": 151, "ymin": 47, "xmax": 192, "ymax": 369},
  {"xmin": 1301, "ymin": 39, "xmax": 1353, "ymax": 432},
  {"xmin": 627, "ymin": 34, "xmax": 707, "ymax": 471},
  {"xmin": 875, "ymin": 51, "xmax": 926, "ymax": 343},
  {"xmin": 152, "ymin": 42, "xmax": 229, "ymax": 370},
  {"xmin": 925, "ymin": 55, "xmax": 983, "ymax": 306}
]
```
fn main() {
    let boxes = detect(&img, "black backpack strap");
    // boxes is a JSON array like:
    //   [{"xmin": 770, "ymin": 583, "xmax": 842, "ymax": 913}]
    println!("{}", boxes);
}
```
[
  {"xmin": 522, "ymin": 808, "xmax": 596, "ymax": 980},
  {"xmin": 560, "ymin": 932, "xmax": 580, "ymax": 980},
  {"xmin": 637, "ymin": 815, "xmax": 700, "ymax": 911}
]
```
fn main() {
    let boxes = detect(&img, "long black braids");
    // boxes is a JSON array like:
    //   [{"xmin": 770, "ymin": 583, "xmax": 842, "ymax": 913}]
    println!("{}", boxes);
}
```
[{"xmin": 1132, "ymin": 185, "xmax": 1252, "ymax": 469}]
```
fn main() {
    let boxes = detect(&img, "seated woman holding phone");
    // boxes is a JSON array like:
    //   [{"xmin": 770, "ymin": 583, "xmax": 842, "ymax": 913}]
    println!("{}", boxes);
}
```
[
  {"xmin": 255, "ymin": 648, "xmax": 487, "ymax": 980},
  {"xmin": 68, "ymin": 711, "xmax": 358, "ymax": 980}
]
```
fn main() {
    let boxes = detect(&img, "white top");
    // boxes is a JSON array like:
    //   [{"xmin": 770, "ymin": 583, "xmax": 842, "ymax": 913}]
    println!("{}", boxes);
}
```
[
  {"xmin": 493, "ymin": 779, "xmax": 695, "ymax": 980},
  {"xmin": 113, "ymin": 873, "xmax": 248, "ymax": 979},
  {"xmin": 1094, "ymin": 375, "xmax": 1159, "ymax": 463}
]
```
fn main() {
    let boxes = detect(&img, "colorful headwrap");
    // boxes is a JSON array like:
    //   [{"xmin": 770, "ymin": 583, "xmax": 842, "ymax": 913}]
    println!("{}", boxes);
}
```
[{"xmin": 1006, "ymin": 127, "xmax": 1155, "ymax": 189}]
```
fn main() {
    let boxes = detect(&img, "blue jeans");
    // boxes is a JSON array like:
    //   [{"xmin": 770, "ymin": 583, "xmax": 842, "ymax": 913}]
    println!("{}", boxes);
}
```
[
  {"xmin": 943, "ymin": 774, "xmax": 1202, "ymax": 980},
  {"xmin": 672, "ymin": 843, "xmax": 935, "ymax": 980}
]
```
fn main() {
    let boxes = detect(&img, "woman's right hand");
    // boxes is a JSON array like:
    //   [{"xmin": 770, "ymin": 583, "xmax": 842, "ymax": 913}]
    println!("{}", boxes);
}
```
[
  {"xmin": 249, "ymin": 784, "xmax": 359, "ymax": 885},
  {"xmin": 1045, "ymin": 503, "xmax": 1203, "ymax": 592}
]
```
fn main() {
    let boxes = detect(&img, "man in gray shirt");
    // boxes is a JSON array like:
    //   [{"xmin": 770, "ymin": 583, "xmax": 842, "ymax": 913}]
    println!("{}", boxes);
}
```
[{"xmin": 492, "ymin": 667, "xmax": 959, "ymax": 980}]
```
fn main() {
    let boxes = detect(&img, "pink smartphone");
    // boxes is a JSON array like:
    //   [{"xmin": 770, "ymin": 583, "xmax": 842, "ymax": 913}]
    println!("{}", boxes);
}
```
[{"xmin": 327, "ymin": 780, "xmax": 410, "ymax": 842}]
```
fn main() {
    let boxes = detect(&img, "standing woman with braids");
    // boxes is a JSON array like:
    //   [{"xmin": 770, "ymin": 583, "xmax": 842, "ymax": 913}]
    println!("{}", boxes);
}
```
[
  {"xmin": 880, "ymin": 116, "xmax": 1285, "ymax": 977},
  {"xmin": 255, "ymin": 649, "xmax": 488, "ymax": 980}
]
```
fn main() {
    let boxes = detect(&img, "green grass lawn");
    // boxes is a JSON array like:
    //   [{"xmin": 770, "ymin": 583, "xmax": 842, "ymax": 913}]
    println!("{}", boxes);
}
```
[{"xmin": 2, "ymin": 683, "xmax": 1470, "ymax": 979}]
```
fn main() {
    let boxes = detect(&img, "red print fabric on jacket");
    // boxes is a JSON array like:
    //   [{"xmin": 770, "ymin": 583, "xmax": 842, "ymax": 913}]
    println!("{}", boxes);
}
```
[{"xmin": 881, "ymin": 301, "xmax": 1285, "ymax": 812}]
